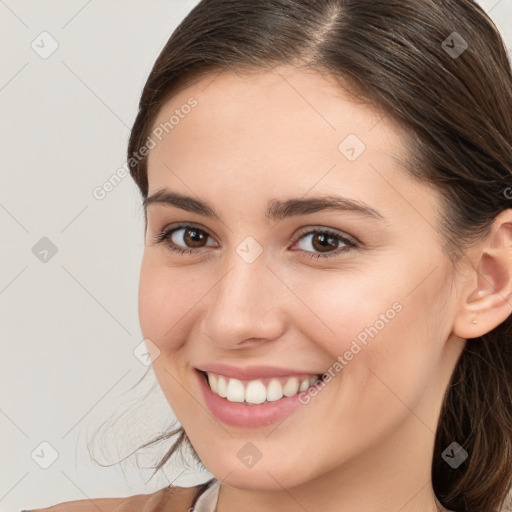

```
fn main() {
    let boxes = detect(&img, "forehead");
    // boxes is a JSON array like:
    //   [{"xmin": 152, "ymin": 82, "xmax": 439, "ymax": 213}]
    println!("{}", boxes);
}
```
[
  {"xmin": 145, "ymin": 65, "xmax": 439, "ymax": 224},
  {"xmin": 149, "ymin": 66, "xmax": 407, "ymax": 157}
]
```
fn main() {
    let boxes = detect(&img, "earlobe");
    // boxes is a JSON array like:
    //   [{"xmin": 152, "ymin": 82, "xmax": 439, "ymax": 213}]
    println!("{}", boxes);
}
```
[{"xmin": 452, "ymin": 211, "xmax": 512, "ymax": 340}]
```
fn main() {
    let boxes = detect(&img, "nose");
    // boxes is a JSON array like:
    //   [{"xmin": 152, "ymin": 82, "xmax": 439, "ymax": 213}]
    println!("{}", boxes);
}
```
[{"xmin": 200, "ymin": 249, "xmax": 287, "ymax": 349}]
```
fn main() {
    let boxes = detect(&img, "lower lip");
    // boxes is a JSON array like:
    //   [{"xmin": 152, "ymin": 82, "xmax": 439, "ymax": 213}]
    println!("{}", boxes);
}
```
[{"xmin": 196, "ymin": 370, "xmax": 310, "ymax": 428}]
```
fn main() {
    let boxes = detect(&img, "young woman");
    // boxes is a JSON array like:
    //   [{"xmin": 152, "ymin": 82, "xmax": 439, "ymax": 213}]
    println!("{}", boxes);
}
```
[{"xmin": 27, "ymin": 0, "xmax": 512, "ymax": 511}]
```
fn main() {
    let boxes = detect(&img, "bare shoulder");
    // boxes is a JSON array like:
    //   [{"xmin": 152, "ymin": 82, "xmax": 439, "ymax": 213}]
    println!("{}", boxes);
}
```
[{"xmin": 22, "ymin": 483, "xmax": 205, "ymax": 512}]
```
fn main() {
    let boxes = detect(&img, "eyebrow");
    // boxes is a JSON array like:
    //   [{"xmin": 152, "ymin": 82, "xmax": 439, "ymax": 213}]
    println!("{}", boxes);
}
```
[{"xmin": 143, "ymin": 189, "xmax": 384, "ymax": 222}]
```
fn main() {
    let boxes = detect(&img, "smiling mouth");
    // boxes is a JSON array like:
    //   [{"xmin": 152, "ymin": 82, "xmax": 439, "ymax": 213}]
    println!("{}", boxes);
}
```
[{"xmin": 199, "ymin": 370, "xmax": 323, "ymax": 405}]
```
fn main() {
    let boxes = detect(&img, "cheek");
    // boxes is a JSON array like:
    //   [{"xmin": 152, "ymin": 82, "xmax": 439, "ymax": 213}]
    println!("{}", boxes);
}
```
[
  {"xmin": 138, "ymin": 255, "xmax": 192, "ymax": 345},
  {"xmin": 288, "ymin": 278, "xmax": 447, "ymax": 454},
  {"xmin": 288, "ymin": 263, "xmax": 450, "ymax": 393},
  {"xmin": 285, "ymin": 268, "xmax": 405, "ymax": 359}
]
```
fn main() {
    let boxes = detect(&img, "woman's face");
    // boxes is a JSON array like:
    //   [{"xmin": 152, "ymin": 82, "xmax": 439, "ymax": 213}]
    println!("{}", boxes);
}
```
[{"xmin": 139, "ymin": 66, "xmax": 466, "ymax": 493}]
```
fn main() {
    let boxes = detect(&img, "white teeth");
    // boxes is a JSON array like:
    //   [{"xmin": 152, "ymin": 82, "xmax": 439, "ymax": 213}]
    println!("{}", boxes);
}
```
[
  {"xmin": 207, "ymin": 373, "xmax": 218, "ymax": 393},
  {"xmin": 205, "ymin": 372, "xmax": 321, "ymax": 404},
  {"xmin": 217, "ymin": 375, "xmax": 228, "ymax": 398},
  {"xmin": 245, "ymin": 380, "xmax": 267, "ymax": 404},
  {"xmin": 226, "ymin": 378, "xmax": 245, "ymax": 402},
  {"xmin": 266, "ymin": 378, "xmax": 284, "ymax": 401},
  {"xmin": 299, "ymin": 377, "xmax": 310, "ymax": 392},
  {"xmin": 282, "ymin": 376, "xmax": 299, "ymax": 397}
]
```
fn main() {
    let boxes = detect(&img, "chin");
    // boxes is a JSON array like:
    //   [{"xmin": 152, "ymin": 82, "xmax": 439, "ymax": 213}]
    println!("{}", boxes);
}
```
[{"xmin": 208, "ymin": 459, "xmax": 311, "ymax": 491}]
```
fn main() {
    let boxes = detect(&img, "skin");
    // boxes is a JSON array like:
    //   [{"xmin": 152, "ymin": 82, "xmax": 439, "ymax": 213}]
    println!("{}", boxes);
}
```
[{"xmin": 139, "ymin": 65, "xmax": 512, "ymax": 512}]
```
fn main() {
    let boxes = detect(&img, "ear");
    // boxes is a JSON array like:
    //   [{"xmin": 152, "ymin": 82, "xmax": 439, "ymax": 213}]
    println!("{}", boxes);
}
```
[{"xmin": 452, "ymin": 209, "xmax": 512, "ymax": 339}]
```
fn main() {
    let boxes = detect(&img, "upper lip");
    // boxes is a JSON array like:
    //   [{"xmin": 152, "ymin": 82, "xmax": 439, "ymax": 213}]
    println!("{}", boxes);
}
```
[{"xmin": 196, "ymin": 363, "xmax": 323, "ymax": 381}]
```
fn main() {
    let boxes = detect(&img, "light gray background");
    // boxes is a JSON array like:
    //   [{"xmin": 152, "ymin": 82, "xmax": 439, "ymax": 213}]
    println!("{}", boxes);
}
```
[{"xmin": 1, "ymin": 1, "xmax": 511, "ymax": 510}]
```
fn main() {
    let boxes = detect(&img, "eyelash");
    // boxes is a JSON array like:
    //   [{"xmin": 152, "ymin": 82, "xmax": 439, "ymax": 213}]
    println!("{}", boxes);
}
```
[{"xmin": 153, "ymin": 222, "xmax": 359, "ymax": 260}]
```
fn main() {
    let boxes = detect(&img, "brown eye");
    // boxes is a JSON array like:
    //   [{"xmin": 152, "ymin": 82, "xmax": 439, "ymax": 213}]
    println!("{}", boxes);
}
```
[
  {"xmin": 174, "ymin": 226, "xmax": 209, "ymax": 248},
  {"xmin": 154, "ymin": 223, "xmax": 218, "ymax": 255},
  {"xmin": 291, "ymin": 228, "xmax": 358, "ymax": 260},
  {"xmin": 154, "ymin": 224, "xmax": 358, "ymax": 260}
]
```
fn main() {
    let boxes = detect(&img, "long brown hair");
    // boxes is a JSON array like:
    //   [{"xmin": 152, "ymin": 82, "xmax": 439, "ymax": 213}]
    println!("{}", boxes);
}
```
[{"xmin": 122, "ymin": 1, "xmax": 512, "ymax": 510}]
